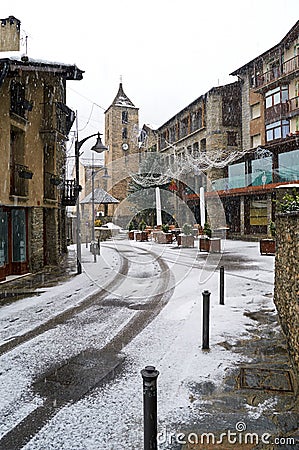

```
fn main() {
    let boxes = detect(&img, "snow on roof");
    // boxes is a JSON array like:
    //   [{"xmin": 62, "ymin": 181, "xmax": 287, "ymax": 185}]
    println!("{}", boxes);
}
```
[
  {"xmin": 80, "ymin": 187, "xmax": 119, "ymax": 204},
  {"xmin": 106, "ymin": 82, "xmax": 136, "ymax": 111},
  {"xmin": 0, "ymin": 51, "xmax": 84, "ymax": 76}
]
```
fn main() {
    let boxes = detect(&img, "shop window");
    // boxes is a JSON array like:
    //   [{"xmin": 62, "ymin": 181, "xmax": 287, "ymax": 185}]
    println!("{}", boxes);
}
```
[
  {"xmin": 250, "ymin": 199, "xmax": 268, "ymax": 226},
  {"xmin": 12, "ymin": 209, "xmax": 26, "ymax": 262},
  {"xmin": 0, "ymin": 211, "xmax": 8, "ymax": 266}
]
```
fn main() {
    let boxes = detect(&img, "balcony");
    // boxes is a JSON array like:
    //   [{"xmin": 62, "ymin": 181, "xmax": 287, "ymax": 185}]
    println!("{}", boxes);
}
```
[
  {"xmin": 61, "ymin": 179, "xmax": 81, "ymax": 206},
  {"xmin": 40, "ymin": 102, "xmax": 75, "ymax": 139},
  {"xmin": 44, "ymin": 171, "xmax": 60, "ymax": 200},
  {"xmin": 265, "ymin": 102, "xmax": 289, "ymax": 122},
  {"xmin": 288, "ymin": 96, "xmax": 299, "ymax": 114},
  {"xmin": 255, "ymin": 55, "xmax": 299, "ymax": 90},
  {"xmin": 10, "ymin": 164, "xmax": 31, "ymax": 197}
]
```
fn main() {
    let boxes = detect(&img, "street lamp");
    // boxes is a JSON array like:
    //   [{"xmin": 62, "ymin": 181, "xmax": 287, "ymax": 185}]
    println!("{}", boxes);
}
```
[
  {"xmin": 90, "ymin": 148, "xmax": 109, "ymax": 263},
  {"xmin": 75, "ymin": 132, "xmax": 108, "ymax": 274}
]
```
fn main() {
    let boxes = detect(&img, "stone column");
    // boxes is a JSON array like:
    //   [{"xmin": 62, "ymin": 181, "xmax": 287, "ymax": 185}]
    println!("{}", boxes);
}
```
[{"xmin": 29, "ymin": 207, "xmax": 44, "ymax": 272}]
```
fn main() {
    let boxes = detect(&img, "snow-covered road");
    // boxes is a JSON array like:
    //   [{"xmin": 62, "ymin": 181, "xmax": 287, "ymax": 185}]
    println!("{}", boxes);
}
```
[{"xmin": 0, "ymin": 238, "xmax": 276, "ymax": 449}]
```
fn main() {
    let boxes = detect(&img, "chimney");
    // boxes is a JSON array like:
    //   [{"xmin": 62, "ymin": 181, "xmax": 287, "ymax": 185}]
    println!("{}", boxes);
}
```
[{"xmin": 0, "ymin": 16, "xmax": 20, "ymax": 52}]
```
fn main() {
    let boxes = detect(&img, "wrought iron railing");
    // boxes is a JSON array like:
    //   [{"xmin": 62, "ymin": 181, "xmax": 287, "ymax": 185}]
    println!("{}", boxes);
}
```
[{"xmin": 61, "ymin": 179, "xmax": 81, "ymax": 206}]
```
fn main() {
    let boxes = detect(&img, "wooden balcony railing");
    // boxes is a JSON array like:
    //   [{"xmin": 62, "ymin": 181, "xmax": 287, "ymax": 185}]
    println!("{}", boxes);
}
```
[
  {"xmin": 288, "ymin": 96, "xmax": 299, "ymax": 113},
  {"xmin": 255, "ymin": 55, "xmax": 299, "ymax": 89}
]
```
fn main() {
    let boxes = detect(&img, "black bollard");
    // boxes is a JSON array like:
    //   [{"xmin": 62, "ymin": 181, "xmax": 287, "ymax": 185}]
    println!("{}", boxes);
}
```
[
  {"xmin": 202, "ymin": 290, "xmax": 210, "ymax": 350},
  {"xmin": 220, "ymin": 266, "xmax": 225, "ymax": 305},
  {"xmin": 141, "ymin": 365, "xmax": 159, "ymax": 450}
]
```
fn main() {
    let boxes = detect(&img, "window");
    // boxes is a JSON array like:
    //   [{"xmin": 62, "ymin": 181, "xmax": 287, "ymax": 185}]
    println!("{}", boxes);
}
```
[
  {"xmin": 122, "ymin": 127, "xmax": 128, "ymax": 139},
  {"xmin": 227, "ymin": 131, "xmax": 237, "ymax": 146},
  {"xmin": 10, "ymin": 81, "xmax": 32, "ymax": 118},
  {"xmin": 0, "ymin": 210, "xmax": 8, "ymax": 266},
  {"xmin": 12, "ymin": 209, "xmax": 26, "ymax": 262},
  {"xmin": 180, "ymin": 117, "xmax": 189, "ymax": 138},
  {"xmin": 200, "ymin": 139, "xmax": 206, "ymax": 152},
  {"xmin": 251, "ymin": 103, "xmax": 261, "ymax": 119},
  {"xmin": 266, "ymin": 120, "xmax": 289, "ymax": 141},
  {"xmin": 193, "ymin": 142, "xmax": 199, "ymax": 157},
  {"xmin": 169, "ymin": 126, "xmax": 176, "ymax": 143},
  {"xmin": 251, "ymin": 134, "xmax": 261, "ymax": 148},
  {"xmin": 122, "ymin": 111, "xmax": 128, "ymax": 124},
  {"xmin": 191, "ymin": 110, "xmax": 202, "ymax": 131},
  {"xmin": 265, "ymin": 86, "xmax": 288, "ymax": 108},
  {"xmin": 250, "ymin": 199, "xmax": 268, "ymax": 226}
]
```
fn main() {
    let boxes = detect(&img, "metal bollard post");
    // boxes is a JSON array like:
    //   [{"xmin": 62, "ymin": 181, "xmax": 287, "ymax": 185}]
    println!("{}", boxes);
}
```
[
  {"xmin": 220, "ymin": 266, "xmax": 224, "ymax": 305},
  {"xmin": 202, "ymin": 290, "xmax": 210, "ymax": 350},
  {"xmin": 141, "ymin": 365, "xmax": 159, "ymax": 450}
]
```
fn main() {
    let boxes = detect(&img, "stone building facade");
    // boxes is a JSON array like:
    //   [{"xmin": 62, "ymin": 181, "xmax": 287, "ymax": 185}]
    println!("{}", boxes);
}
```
[
  {"xmin": 274, "ymin": 185, "xmax": 299, "ymax": 375},
  {"xmin": 221, "ymin": 20, "xmax": 299, "ymax": 238},
  {"xmin": 0, "ymin": 16, "xmax": 83, "ymax": 281},
  {"xmin": 141, "ymin": 82, "xmax": 241, "ymax": 227},
  {"xmin": 104, "ymin": 83, "xmax": 139, "ymax": 218}
]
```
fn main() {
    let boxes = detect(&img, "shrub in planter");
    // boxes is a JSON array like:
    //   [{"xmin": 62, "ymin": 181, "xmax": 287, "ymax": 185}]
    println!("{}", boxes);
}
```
[
  {"xmin": 182, "ymin": 223, "xmax": 193, "ymax": 236},
  {"xmin": 181, "ymin": 223, "xmax": 194, "ymax": 248},
  {"xmin": 203, "ymin": 222, "xmax": 212, "ymax": 238}
]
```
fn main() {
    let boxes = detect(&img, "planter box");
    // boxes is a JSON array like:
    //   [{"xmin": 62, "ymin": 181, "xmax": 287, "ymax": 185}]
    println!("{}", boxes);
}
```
[
  {"xmin": 157, "ymin": 232, "xmax": 173, "ymax": 244},
  {"xmin": 199, "ymin": 237, "xmax": 221, "ymax": 253},
  {"xmin": 180, "ymin": 235, "xmax": 194, "ymax": 248},
  {"xmin": 199, "ymin": 237, "xmax": 210, "ymax": 252},
  {"xmin": 260, "ymin": 239, "xmax": 276, "ymax": 255},
  {"xmin": 135, "ymin": 231, "xmax": 148, "ymax": 242},
  {"xmin": 128, "ymin": 231, "xmax": 135, "ymax": 240}
]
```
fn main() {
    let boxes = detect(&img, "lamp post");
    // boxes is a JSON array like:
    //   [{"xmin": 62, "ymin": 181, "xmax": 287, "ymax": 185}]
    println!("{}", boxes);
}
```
[{"xmin": 75, "ymin": 132, "xmax": 108, "ymax": 274}]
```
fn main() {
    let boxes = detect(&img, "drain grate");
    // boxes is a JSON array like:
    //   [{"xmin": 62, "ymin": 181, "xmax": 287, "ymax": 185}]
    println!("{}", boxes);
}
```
[{"xmin": 239, "ymin": 367, "xmax": 294, "ymax": 392}]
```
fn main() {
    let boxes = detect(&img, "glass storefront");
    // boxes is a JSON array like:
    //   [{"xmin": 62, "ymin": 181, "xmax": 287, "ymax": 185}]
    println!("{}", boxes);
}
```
[
  {"xmin": 251, "ymin": 157, "xmax": 273, "ymax": 186},
  {"xmin": 12, "ymin": 209, "xmax": 26, "ymax": 262},
  {"xmin": 0, "ymin": 210, "xmax": 8, "ymax": 266},
  {"xmin": 278, "ymin": 149, "xmax": 299, "ymax": 182}
]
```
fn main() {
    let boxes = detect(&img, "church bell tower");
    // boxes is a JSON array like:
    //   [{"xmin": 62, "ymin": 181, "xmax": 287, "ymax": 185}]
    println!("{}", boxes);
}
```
[{"xmin": 104, "ymin": 82, "xmax": 139, "ymax": 216}]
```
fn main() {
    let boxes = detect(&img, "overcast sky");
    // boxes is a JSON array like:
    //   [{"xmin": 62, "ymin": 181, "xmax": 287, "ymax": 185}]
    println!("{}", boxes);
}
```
[{"xmin": 2, "ymin": 0, "xmax": 298, "ymax": 143}]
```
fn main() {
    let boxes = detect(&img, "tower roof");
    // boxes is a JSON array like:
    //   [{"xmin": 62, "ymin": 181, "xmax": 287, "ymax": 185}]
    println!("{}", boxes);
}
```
[{"xmin": 109, "ymin": 82, "xmax": 136, "ymax": 109}]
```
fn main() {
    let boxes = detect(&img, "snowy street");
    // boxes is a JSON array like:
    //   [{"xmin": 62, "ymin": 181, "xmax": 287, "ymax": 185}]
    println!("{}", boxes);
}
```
[{"xmin": 1, "ymin": 237, "xmax": 296, "ymax": 450}]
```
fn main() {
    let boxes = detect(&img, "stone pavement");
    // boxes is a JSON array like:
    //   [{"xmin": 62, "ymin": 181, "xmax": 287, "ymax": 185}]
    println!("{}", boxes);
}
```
[{"xmin": 178, "ymin": 307, "xmax": 299, "ymax": 450}]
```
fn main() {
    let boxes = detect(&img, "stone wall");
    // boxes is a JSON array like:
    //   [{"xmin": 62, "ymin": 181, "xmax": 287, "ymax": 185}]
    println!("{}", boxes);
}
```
[
  {"xmin": 274, "ymin": 210, "xmax": 299, "ymax": 374},
  {"xmin": 29, "ymin": 207, "xmax": 44, "ymax": 272}
]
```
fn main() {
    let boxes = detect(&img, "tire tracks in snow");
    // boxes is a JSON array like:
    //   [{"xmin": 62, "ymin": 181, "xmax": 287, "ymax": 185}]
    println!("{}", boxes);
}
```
[{"xmin": 0, "ymin": 244, "xmax": 174, "ymax": 450}]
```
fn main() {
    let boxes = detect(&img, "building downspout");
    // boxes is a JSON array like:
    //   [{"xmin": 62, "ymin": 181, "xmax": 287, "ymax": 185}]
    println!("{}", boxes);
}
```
[{"xmin": 0, "ymin": 62, "xmax": 9, "ymax": 89}]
